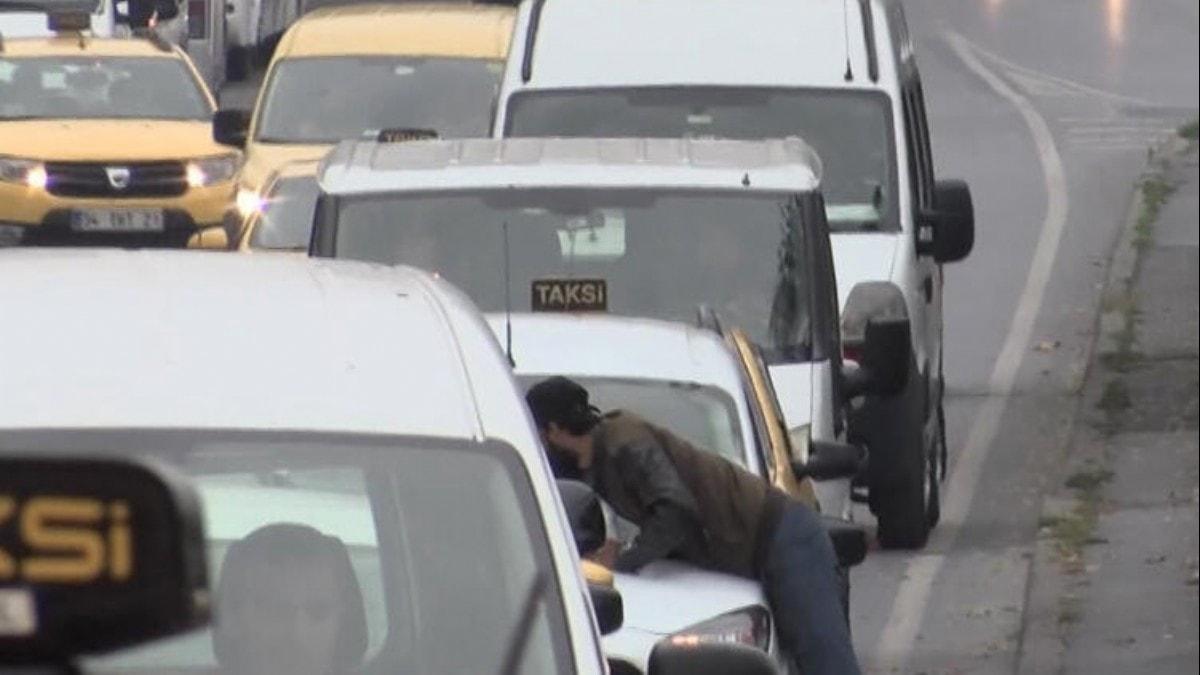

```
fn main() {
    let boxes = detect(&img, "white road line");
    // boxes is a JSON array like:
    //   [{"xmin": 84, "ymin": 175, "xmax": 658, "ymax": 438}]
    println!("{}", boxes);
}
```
[
  {"xmin": 870, "ymin": 31, "xmax": 1071, "ymax": 671},
  {"xmin": 1058, "ymin": 117, "xmax": 1176, "ymax": 125},
  {"xmin": 1066, "ymin": 127, "xmax": 1172, "ymax": 135}
]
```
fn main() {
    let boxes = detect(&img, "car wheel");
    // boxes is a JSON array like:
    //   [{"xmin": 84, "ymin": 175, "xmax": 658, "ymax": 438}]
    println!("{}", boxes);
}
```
[{"xmin": 860, "ymin": 353, "xmax": 930, "ymax": 549}]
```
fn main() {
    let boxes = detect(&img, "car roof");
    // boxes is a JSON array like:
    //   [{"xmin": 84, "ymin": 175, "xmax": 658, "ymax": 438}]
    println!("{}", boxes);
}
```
[
  {"xmin": 484, "ymin": 313, "xmax": 747, "ymax": 398},
  {"xmin": 319, "ymin": 136, "xmax": 821, "ymax": 194},
  {"xmin": 0, "ymin": 250, "xmax": 534, "ymax": 445},
  {"xmin": 511, "ymin": 0, "xmax": 892, "ymax": 91},
  {"xmin": 0, "ymin": 35, "xmax": 181, "ymax": 57},
  {"xmin": 275, "ymin": 2, "xmax": 515, "ymax": 59}
]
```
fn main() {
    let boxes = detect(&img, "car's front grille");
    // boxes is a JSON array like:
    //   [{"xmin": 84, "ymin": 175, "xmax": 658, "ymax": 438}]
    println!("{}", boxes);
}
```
[{"xmin": 44, "ymin": 161, "xmax": 188, "ymax": 198}]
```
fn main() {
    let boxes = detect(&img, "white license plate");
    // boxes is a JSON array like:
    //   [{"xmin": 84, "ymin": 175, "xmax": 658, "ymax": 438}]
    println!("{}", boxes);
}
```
[{"xmin": 70, "ymin": 209, "xmax": 165, "ymax": 233}]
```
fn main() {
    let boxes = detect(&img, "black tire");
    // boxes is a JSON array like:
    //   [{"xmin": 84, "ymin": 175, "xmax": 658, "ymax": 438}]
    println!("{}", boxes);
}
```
[
  {"xmin": 226, "ymin": 45, "xmax": 250, "ymax": 83},
  {"xmin": 857, "ymin": 353, "xmax": 931, "ymax": 549}
]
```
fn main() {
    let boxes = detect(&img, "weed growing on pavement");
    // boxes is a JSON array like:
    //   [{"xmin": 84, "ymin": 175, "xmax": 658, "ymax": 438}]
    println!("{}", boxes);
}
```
[
  {"xmin": 1133, "ymin": 174, "xmax": 1175, "ymax": 251},
  {"xmin": 1179, "ymin": 118, "xmax": 1199, "ymax": 142}
]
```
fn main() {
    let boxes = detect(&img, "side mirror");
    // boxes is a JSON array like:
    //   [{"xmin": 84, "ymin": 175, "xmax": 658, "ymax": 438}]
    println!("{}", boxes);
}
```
[
  {"xmin": 842, "ymin": 318, "xmax": 910, "ymax": 398},
  {"xmin": 919, "ymin": 179, "xmax": 975, "ymax": 263},
  {"xmin": 0, "ymin": 455, "xmax": 208, "ymax": 664},
  {"xmin": 820, "ymin": 515, "xmax": 868, "ymax": 568},
  {"xmin": 588, "ymin": 583, "xmax": 624, "ymax": 636},
  {"xmin": 187, "ymin": 226, "xmax": 230, "ymax": 250},
  {"xmin": 792, "ymin": 439, "xmax": 864, "ymax": 481},
  {"xmin": 556, "ymin": 479, "xmax": 605, "ymax": 556},
  {"xmin": 213, "ymin": 109, "xmax": 252, "ymax": 148},
  {"xmin": 648, "ymin": 641, "xmax": 777, "ymax": 675}
]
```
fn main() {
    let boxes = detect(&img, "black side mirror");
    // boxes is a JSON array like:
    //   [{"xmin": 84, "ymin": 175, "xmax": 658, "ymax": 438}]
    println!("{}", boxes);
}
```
[
  {"xmin": 919, "ymin": 179, "xmax": 975, "ymax": 263},
  {"xmin": 821, "ymin": 515, "xmax": 868, "ymax": 567},
  {"xmin": 0, "ymin": 455, "xmax": 208, "ymax": 664},
  {"xmin": 213, "ymin": 108, "xmax": 252, "ymax": 148},
  {"xmin": 648, "ymin": 641, "xmax": 777, "ymax": 675},
  {"xmin": 588, "ymin": 583, "xmax": 624, "ymax": 635},
  {"xmin": 792, "ymin": 439, "xmax": 865, "ymax": 481},
  {"xmin": 556, "ymin": 479, "xmax": 605, "ymax": 556},
  {"xmin": 843, "ymin": 318, "xmax": 911, "ymax": 398}
]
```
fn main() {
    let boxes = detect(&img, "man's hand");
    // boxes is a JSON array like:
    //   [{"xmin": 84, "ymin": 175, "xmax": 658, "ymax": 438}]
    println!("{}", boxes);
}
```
[{"xmin": 585, "ymin": 539, "xmax": 622, "ymax": 568}]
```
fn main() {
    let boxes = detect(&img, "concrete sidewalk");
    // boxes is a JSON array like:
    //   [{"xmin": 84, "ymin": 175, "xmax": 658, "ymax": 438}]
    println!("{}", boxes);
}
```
[{"xmin": 1020, "ymin": 136, "xmax": 1199, "ymax": 674}]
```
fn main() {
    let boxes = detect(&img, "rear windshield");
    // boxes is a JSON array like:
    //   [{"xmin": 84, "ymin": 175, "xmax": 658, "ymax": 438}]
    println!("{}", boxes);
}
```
[
  {"xmin": 506, "ymin": 86, "xmax": 897, "ymax": 232},
  {"xmin": 327, "ymin": 188, "xmax": 819, "ymax": 361},
  {"xmin": 256, "ymin": 56, "xmax": 504, "ymax": 143},
  {"xmin": 0, "ymin": 429, "xmax": 572, "ymax": 675},
  {"xmin": 0, "ymin": 56, "xmax": 211, "ymax": 120}
]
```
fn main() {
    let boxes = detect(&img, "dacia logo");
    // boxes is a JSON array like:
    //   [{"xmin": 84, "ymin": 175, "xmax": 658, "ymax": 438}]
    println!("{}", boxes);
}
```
[{"xmin": 105, "ymin": 167, "xmax": 132, "ymax": 191}]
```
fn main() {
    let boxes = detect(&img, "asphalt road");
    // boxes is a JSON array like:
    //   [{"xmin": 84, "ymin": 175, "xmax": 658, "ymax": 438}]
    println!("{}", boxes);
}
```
[
  {"xmin": 846, "ymin": 1, "xmax": 1198, "ymax": 672},
  {"xmin": 218, "ymin": 2, "xmax": 1199, "ymax": 670}
]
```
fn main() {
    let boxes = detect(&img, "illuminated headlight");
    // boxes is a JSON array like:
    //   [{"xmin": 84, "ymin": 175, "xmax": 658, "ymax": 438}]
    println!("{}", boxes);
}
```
[
  {"xmin": 235, "ymin": 188, "xmax": 265, "ymax": 217},
  {"xmin": 0, "ymin": 157, "xmax": 46, "ymax": 188},
  {"xmin": 185, "ymin": 154, "xmax": 239, "ymax": 188},
  {"xmin": 666, "ymin": 606, "xmax": 771, "ymax": 651}
]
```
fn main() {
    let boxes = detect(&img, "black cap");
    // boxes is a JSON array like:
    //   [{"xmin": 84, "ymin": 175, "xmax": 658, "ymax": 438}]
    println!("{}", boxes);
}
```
[{"xmin": 525, "ymin": 376, "xmax": 595, "ymax": 431}]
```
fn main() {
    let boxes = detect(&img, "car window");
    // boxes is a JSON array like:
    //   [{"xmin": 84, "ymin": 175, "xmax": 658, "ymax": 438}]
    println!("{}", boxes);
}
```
[
  {"xmin": 250, "ymin": 174, "xmax": 320, "ymax": 250},
  {"xmin": 518, "ymin": 375, "xmax": 746, "ymax": 467},
  {"xmin": 0, "ymin": 56, "xmax": 210, "ymax": 120},
  {"xmin": 0, "ymin": 430, "xmax": 573, "ymax": 675},
  {"xmin": 506, "ymin": 86, "xmax": 897, "ymax": 232},
  {"xmin": 330, "ymin": 188, "xmax": 816, "ymax": 360},
  {"xmin": 256, "ymin": 56, "xmax": 504, "ymax": 143}
]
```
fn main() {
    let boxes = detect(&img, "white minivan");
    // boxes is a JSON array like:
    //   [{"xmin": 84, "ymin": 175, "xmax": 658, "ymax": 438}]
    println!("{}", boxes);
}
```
[
  {"xmin": 0, "ymin": 249, "xmax": 775, "ymax": 675},
  {"xmin": 494, "ymin": 0, "xmax": 975, "ymax": 548}
]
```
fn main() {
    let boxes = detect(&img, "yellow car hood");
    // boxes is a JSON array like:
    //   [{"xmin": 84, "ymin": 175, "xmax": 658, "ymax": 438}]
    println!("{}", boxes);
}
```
[
  {"xmin": 240, "ymin": 142, "xmax": 332, "ymax": 192},
  {"xmin": 0, "ymin": 119, "xmax": 232, "ymax": 161}
]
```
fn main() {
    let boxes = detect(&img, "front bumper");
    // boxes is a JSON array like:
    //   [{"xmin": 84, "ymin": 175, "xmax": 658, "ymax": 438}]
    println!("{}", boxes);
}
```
[{"xmin": 0, "ymin": 181, "xmax": 233, "ymax": 248}]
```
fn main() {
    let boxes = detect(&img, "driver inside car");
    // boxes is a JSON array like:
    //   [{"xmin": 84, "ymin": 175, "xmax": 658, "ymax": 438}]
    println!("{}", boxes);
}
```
[{"xmin": 213, "ymin": 523, "xmax": 368, "ymax": 675}]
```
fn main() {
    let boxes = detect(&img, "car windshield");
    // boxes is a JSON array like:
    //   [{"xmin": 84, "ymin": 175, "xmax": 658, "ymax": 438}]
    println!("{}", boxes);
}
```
[
  {"xmin": 0, "ymin": 56, "xmax": 210, "ymax": 120},
  {"xmin": 250, "ymin": 174, "xmax": 320, "ymax": 250},
  {"xmin": 330, "ymin": 188, "xmax": 817, "ymax": 360},
  {"xmin": 505, "ymin": 87, "xmax": 897, "ymax": 232},
  {"xmin": 0, "ymin": 429, "xmax": 571, "ymax": 675},
  {"xmin": 518, "ymin": 375, "xmax": 746, "ymax": 467},
  {"xmin": 256, "ymin": 56, "xmax": 504, "ymax": 143}
]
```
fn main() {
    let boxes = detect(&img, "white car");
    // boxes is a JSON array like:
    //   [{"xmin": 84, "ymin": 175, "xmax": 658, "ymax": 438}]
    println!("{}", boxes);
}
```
[
  {"xmin": 495, "ymin": 0, "xmax": 976, "ymax": 548},
  {"xmin": 312, "ymin": 136, "xmax": 912, "ymax": 522},
  {"xmin": 488, "ymin": 312, "xmax": 868, "ymax": 674},
  {"xmin": 0, "ymin": 250, "xmax": 780, "ymax": 674},
  {"xmin": 0, "ymin": 0, "xmax": 115, "ymax": 36}
]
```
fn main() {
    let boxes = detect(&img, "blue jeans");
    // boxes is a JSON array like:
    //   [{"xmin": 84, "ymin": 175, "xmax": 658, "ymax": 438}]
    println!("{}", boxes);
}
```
[{"xmin": 761, "ymin": 503, "xmax": 861, "ymax": 674}]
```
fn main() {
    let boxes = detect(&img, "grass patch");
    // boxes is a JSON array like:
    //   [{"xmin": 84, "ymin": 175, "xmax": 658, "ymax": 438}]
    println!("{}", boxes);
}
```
[
  {"xmin": 1096, "ymin": 379, "xmax": 1132, "ymax": 417},
  {"xmin": 1133, "ymin": 174, "xmax": 1176, "ymax": 250},
  {"xmin": 1179, "ymin": 118, "xmax": 1199, "ymax": 141}
]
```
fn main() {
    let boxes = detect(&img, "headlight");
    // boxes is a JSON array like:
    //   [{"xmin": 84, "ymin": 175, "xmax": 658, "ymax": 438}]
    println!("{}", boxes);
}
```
[
  {"xmin": 666, "ymin": 606, "xmax": 771, "ymax": 651},
  {"xmin": 235, "ymin": 187, "xmax": 265, "ymax": 217},
  {"xmin": 186, "ymin": 154, "xmax": 239, "ymax": 188},
  {"xmin": 0, "ymin": 157, "xmax": 46, "ymax": 188}
]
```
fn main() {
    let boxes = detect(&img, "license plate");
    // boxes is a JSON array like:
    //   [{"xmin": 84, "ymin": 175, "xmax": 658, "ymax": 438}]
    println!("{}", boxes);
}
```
[{"xmin": 70, "ymin": 209, "xmax": 165, "ymax": 233}]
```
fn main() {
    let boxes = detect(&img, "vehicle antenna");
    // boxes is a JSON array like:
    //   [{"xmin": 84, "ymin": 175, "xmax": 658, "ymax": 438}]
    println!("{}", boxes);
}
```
[
  {"xmin": 842, "ymin": 0, "xmax": 854, "ymax": 81},
  {"xmin": 502, "ymin": 219, "xmax": 515, "ymax": 367}
]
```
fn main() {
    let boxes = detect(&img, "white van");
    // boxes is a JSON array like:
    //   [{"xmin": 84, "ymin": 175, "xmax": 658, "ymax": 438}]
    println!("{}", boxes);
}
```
[
  {"xmin": 0, "ymin": 249, "xmax": 776, "ymax": 675},
  {"xmin": 494, "ymin": 0, "xmax": 976, "ymax": 548}
]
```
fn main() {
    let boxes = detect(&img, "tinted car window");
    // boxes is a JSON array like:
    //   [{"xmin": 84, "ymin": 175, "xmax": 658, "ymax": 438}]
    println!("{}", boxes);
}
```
[
  {"xmin": 331, "ymin": 188, "xmax": 815, "ymax": 360},
  {"xmin": 0, "ymin": 56, "xmax": 210, "ymax": 120},
  {"xmin": 256, "ymin": 57, "xmax": 503, "ymax": 143},
  {"xmin": 0, "ymin": 430, "xmax": 572, "ymax": 675},
  {"xmin": 506, "ymin": 86, "xmax": 897, "ymax": 232}
]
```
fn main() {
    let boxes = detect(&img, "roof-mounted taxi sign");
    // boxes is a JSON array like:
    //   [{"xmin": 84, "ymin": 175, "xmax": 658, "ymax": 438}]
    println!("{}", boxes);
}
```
[{"xmin": 0, "ymin": 455, "xmax": 209, "ymax": 666}]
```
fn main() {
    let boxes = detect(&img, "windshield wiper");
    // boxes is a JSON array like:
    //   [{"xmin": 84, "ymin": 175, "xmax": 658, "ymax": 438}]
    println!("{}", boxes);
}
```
[{"xmin": 497, "ymin": 570, "xmax": 548, "ymax": 675}]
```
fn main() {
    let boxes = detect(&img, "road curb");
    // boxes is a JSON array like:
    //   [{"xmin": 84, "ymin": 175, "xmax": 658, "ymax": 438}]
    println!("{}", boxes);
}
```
[{"xmin": 1016, "ymin": 133, "xmax": 1192, "ymax": 675}]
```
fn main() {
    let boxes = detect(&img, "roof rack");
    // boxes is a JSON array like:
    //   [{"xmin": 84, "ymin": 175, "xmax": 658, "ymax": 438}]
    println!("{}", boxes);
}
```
[
  {"xmin": 520, "ymin": 0, "xmax": 547, "ymax": 83},
  {"xmin": 858, "ymin": 0, "xmax": 879, "ymax": 83}
]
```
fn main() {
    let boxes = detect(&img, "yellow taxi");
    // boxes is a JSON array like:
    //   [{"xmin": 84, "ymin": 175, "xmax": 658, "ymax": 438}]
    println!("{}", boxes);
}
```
[
  {"xmin": 187, "ymin": 158, "xmax": 318, "ymax": 252},
  {"xmin": 0, "ymin": 14, "xmax": 237, "ymax": 247},
  {"xmin": 212, "ymin": 2, "xmax": 516, "ymax": 226}
]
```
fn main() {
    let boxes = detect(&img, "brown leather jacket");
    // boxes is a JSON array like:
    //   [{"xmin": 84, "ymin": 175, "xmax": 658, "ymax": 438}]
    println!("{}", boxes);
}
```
[{"xmin": 587, "ymin": 411, "xmax": 786, "ymax": 578}]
